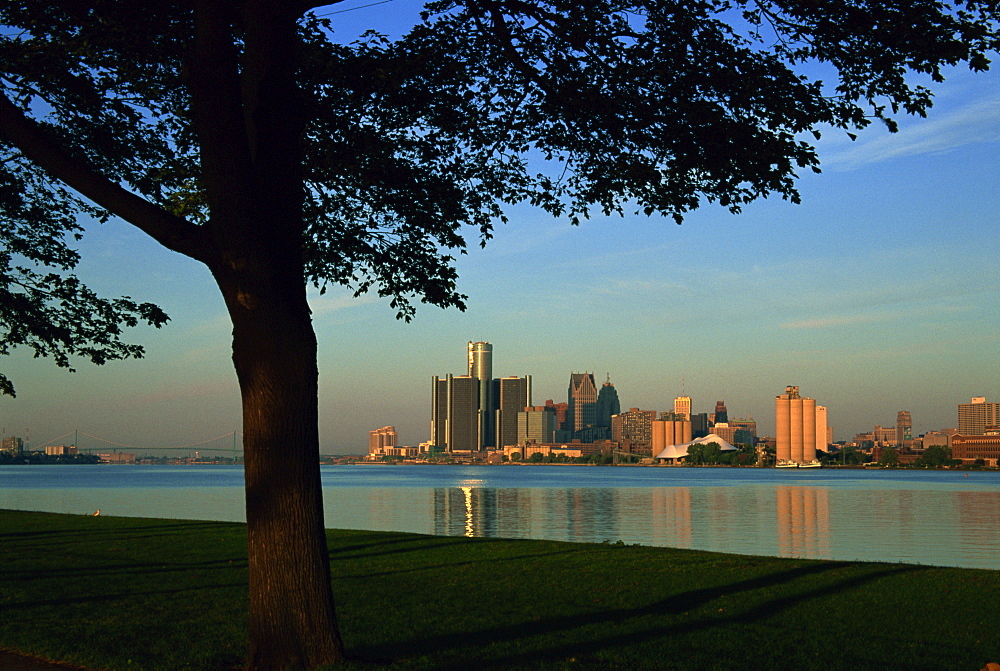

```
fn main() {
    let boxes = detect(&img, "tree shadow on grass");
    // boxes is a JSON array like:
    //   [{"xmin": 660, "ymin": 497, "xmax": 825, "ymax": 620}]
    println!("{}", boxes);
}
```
[{"xmin": 350, "ymin": 561, "xmax": 916, "ymax": 668}]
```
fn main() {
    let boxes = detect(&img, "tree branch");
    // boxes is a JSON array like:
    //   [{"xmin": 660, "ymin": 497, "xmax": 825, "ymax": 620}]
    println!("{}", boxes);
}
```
[{"xmin": 0, "ymin": 92, "xmax": 212, "ymax": 262}]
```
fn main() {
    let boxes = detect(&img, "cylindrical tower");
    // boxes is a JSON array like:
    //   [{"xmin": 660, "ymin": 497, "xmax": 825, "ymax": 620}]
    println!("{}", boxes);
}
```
[
  {"xmin": 652, "ymin": 420, "xmax": 667, "ymax": 455},
  {"xmin": 775, "ymin": 395, "xmax": 791, "ymax": 462},
  {"xmin": 802, "ymin": 397, "xmax": 817, "ymax": 463},
  {"xmin": 467, "ymin": 342, "xmax": 493, "ymax": 449},
  {"xmin": 790, "ymin": 397, "xmax": 804, "ymax": 463}
]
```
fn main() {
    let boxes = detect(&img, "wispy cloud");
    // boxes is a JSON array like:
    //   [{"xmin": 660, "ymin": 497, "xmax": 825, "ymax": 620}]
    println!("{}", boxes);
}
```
[
  {"xmin": 823, "ymin": 96, "xmax": 1000, "ymax": 171},
  {"xmin": 780, "ymin": 312, "xmax": 895, "ymax": 329},
  {"xmin": 308, "ymin": 290, "xmax": 379, "ymax": 314}
]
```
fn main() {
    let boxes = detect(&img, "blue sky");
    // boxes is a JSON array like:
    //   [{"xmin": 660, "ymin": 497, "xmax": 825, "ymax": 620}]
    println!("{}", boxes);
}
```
[{"xmin": 2, "ymin": 3, "xmax": 998, "ymax": 454}]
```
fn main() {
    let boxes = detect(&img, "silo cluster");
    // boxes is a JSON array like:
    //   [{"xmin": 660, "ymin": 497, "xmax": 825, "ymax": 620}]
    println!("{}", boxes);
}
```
[
  {"xmin": 775, "ymin": 386, "xmax": 817, "ymax": 465},
  {"xmin": 651, "ymin": 418, "xmax": 692, "ymax": 453}
]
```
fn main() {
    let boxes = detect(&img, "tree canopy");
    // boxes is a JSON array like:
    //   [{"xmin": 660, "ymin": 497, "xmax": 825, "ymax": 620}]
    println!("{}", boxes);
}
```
[
  {"xmin": 3, "ymin": 0, "xmax": 998, "ymax": 392},
  {"xmin": 2, "ymin": 1, "xmax": 998, "ymax": 667}
]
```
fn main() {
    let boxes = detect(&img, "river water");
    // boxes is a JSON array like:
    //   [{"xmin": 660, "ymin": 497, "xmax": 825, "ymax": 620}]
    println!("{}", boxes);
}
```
[{"xmin": 1, "ymin": 464, "xmax": 997, "ymax": 570}]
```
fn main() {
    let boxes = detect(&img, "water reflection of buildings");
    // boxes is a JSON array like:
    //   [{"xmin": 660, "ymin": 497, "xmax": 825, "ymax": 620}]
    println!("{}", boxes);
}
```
[
  {"xmin": 433, "ymin": 484, "xmax": 501, "ymax": 538},
  {"xmin": 432, "ymin": 485, "xmax": 624, "ymax": 542},
  {"xmin": 650, "ymin": 488, "xmax": 693, "ymax": 549},
  {"xmin": 775, "ymin": 486, "xmax": 831, "ymax": 559}
]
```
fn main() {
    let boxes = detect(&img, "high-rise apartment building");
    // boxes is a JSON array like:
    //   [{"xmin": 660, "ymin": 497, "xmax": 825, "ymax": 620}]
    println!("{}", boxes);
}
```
[
  {"xmin": 596, "ymin": 376, "xmax": 621, "ymax": 430},
  {"xmin": 958, "ymin": 397, "xmax": 999, "ymax": 435},
  {"xmin": 775, "ymin": 385, "xmax": 817, "ymax": 465},
  {"xmin": 611, "ymin": 408, "xmax": 657, "ymax": 446},
  {"xmin": 567, "ymin": 373, "xmax": 598, "ymax": 435},
  {"xmin": 496, "ymin": 375, "xmax": 531, "ymax": 449},
  {"xmin": 673, "ymin": 396, "xmax": 692, "ymax": 420},
  {"xmin": 368, "ymin": 426, "xmax": 398, "ymax": 457}
]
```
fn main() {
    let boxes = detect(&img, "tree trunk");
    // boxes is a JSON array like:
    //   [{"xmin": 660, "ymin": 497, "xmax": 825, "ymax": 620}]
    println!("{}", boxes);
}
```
[
  {"xmin": 189, "ymin": 3, "xmax": 345, "ymax": 666},
  {"xmin": 215, "ymin": 257, "xmax": 345, "ymax": 669}
]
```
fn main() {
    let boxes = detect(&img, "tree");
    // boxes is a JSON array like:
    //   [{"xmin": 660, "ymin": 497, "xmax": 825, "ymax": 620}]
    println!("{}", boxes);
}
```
[
  {"xmin": 2, "ymin": 1, "xmax": 997, "ymax": 667},
  {"xmin": 878, "ymin": 446, "xmax": 900, "ymax": 467},
  {"xmin": 916, "ymin": 444, "xmax": 953, "ymax": 467}
]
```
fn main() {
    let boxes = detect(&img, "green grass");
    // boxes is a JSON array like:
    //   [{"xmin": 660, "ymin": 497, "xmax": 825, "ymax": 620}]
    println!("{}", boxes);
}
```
[{"xmin": 1, "ymin": 510, "xmax": 997, "ymax": 670}]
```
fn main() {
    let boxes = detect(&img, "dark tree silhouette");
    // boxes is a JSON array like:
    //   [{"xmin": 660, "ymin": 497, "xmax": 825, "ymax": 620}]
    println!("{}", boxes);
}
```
[{"xmin": 2, "ymin": 1, "xmax": 997, "ymax": 667}]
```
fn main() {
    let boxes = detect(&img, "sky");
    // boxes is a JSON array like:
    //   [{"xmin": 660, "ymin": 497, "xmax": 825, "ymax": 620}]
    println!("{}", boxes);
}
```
[{"xmin": 2, "ymin": 2, "xmax": 998, "ymax": 455}]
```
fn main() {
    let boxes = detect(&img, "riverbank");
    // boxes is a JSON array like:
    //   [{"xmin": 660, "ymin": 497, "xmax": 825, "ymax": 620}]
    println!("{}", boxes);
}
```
[{"xmin": 2, "ymin": 509, "xmax": 998, "ymax": 670}]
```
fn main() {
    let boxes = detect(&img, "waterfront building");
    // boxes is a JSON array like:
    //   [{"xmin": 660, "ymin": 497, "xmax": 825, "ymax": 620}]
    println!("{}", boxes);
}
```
[
  {"xmin": 467, "ymin": 341, "xmax": 494, "ymax": 448},
  {"xmin": 690, "ymin": 412, "xmax": 710, "ymax": 438},
  {"xmin": 544, "ymin": 399, "xmax": 570, "ymax": 434},
  {"xmin": 712, "ymin": 424, "xmax": 739, "ymax": 445},
  {"xmin": 652, "ymin": 414, "xmax": 692, "ymax": 455},
  {"xmin": 45, "ymin": 444, "xmax": 77, "ymax": 456},
  {"xmin": 775, "ymin": 386, "xmax": 817, "ymax": 465},
  {"xmin": 1, "ymin": 435, "xmax": 24, "ymax": 455},
  {"xmin": 595, "ymin": 376, "xmax": 621, "ymax": 431},
  {"xmin": 673, "ymin": 395, "xmax": 692, "ymax": 421},
  {"xmin": 951, "ymin": 431, "xmax": 1000, "ymax": 466},
  {"xmin": 517, "ymin": 406, "xmax": 557, "ymax": 445},
  {"xmin": 497, "ymin": 375, "xmax": 531, "ymax": 449},
  {"xmin": 713, "ymin": 401, "xmax": 729, "ymax": 425},
  {"xmin": 368, "ymin": 426, "xmax": 398, "ymax": 457},
  {"xmin": 567, "ymin": 373, "xmax": 598, "ymax": 436},
  {"xmin": 430, "ymin": 374, "xmax": 480, "ymax": 452},
  {"xmin": 921, "ymin": 429, "xmax": 957, "ymax": 451},
  {"xmin": 611, "ymin": 408, "xmax": 657, "ymax": 447},
  {"xmin": 896, "ymin": 410, "xmax": 913, "ymax": 446},
  {"xmin": 815, "ymin": 405, "xmax": 830, "ymax": 450},
  {"xmin": 958, "ymin": 397, "xmax": 1000, "ymax": 436},
  {"xmin": 729, "ymin": 417, "xmax": 757, "ymax": 440},
  {"xmin": 872, "ymin": 425, "xmax": 897, "ymax": 446}
]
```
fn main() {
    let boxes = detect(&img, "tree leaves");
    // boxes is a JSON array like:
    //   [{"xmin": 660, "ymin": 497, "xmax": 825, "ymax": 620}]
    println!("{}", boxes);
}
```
[{"xmin": 1, "ymin": 0, "xmax": 997, "ymax": 382}]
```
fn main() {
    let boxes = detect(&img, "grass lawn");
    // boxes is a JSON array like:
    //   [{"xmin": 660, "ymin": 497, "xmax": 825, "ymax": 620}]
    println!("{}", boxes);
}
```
[{"xmin": 1, "ymin": 509, "xmax": 997, "ymax": 670}]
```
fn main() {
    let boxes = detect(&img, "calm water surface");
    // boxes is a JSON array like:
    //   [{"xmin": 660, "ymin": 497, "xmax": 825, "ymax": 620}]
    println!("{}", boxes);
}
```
[{"xmin": 2, "ymin": 464, "xmax": 997, "ymax": 570}]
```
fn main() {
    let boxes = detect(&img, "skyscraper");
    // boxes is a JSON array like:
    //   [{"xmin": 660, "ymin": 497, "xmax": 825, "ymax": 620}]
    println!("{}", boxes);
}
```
[
  {"xmin": 611, "ymin": 408, "xmax": 658, "ymax": 446},
  {"xmin": 815, "ymin": 405, "xmax": 830, "ymax": 450},
  {"xmin": 713, "ymin": 401, "xmax": 729, "ymax": 425},
  {"xmin": 430, "ymin": 374, "xmax": 480, "ymax": 452},
  {"xmin": 567, "ymin": 373, "xmax": 598, "ymax": 436},
  {"xmin": 775, "ymin": 385, "xmax": 818, "ymax": 465},
  {"xmin": 673, "ymin": 395, "xmax": 692, "ymax": 420},
  {"xmin": 496, "ymin": 375, "xmax": 531, "ymax": 449},
  {"xmin": 517, "ymin": 406, "xmax": 556, "ymax": 445},
  {"xmin": 896, "ymin": 410, "xmax": 912, "ymax": 446},
  {"xmin": 958, "ymin": 397, "xmax": 999, "ymax": 435},
  {"xmin": 596, "ymin": 375, "xmax": 621, "ymax": 431},
  {"xmin": 368, "ymin": 426, "xmax": 398, "ymax": 457},
  {"xmin": 467, "ymin": 341, "xmax": 494, "ymax": 448}
]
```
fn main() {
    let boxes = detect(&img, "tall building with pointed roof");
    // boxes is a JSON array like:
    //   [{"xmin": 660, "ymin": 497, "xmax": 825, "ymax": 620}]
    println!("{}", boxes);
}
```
[
  {"xmin": 567, "ymin": 372, "xmax": 598, "ymax": 436},
  {"xmin": 596, "ymin": 375, "xmax": 621, "ymax": 431}
]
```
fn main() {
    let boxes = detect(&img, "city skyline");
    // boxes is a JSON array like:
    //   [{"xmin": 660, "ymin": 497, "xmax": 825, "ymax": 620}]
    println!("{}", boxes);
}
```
[{"xmin": 1, "ymin": 5, "xmax": 997, "ymax": 453}]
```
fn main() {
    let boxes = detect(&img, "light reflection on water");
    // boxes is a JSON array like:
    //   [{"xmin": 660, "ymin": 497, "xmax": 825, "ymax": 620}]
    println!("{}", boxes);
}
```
[{"xmin": 1, "ymin": 464, "xmax": 997, "ymax": 570}]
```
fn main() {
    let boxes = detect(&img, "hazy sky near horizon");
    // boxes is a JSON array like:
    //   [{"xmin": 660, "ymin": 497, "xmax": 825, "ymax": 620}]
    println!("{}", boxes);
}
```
[{"xmin": 2, "ymin": 2, "xmax": 998, "ymax": 454}]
